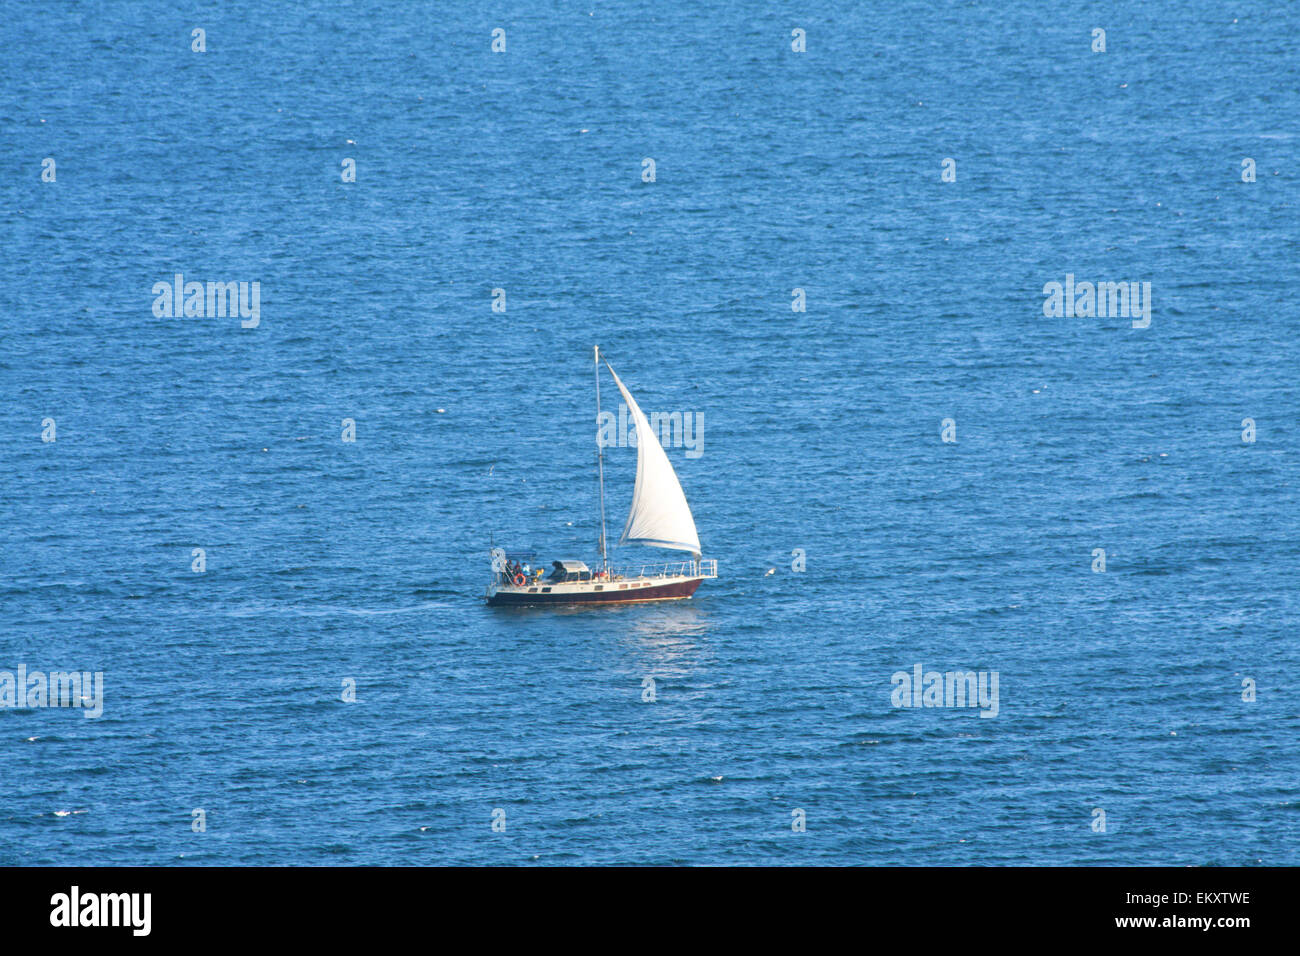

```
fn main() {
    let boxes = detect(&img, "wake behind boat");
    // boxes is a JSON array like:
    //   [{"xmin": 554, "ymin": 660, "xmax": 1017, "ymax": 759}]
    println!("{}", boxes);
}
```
[{"xmin": 485, "ymin": 347, "xmax": 717, "ymax": 607}]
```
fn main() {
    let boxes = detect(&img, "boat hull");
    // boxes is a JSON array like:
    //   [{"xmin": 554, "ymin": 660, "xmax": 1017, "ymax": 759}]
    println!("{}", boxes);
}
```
[{"xmin": 487, "ymin": 575, "xmax": 703, "ymax": 607}]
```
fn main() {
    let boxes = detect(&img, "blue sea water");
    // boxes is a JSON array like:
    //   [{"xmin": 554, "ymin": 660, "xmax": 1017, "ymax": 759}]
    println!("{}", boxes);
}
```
[{"xmin": 1, "ymin": 1, "xmax": 1298, "ymax": 865}]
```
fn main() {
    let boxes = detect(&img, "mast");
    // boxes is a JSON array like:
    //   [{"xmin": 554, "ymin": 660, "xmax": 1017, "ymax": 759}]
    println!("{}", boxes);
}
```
[{"xmin": 594, "ymin": 346, "xmax": 609, "ymax": 572}]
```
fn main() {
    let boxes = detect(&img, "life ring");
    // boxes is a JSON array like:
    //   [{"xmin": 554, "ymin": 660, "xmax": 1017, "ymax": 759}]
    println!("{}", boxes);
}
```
[{"xmin": 513, "ymin": 573, "xmax": 527, "ymax": 586}]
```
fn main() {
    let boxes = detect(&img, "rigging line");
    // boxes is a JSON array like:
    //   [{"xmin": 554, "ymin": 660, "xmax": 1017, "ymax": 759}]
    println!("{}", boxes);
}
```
[{"xmin": 594, "ymin": 345, "xmax": 609, "ymax": 573}]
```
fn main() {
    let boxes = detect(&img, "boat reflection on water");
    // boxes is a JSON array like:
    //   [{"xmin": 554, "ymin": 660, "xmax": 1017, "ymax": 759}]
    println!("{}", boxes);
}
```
[
  {"xmin": 618, "ymin": 601, "xmax": 712, "ymax": 680},
  {"xmin": 623, "ymin": 601, "xmax": 710, "ymax": 641},
  {"xmin": 489, "ymin": 593, "xmax": 710, "ymax": 637}
]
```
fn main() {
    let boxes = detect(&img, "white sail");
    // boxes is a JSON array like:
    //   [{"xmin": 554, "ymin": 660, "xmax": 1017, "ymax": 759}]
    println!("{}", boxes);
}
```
[{"xmin": 605, "ymin": 361, "xmax": 702, "ymax": 556}]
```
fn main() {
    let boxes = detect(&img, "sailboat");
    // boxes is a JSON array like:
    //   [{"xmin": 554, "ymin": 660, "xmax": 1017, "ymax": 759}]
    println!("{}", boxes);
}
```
[{"xmin": 485, "ymin": 347, "xmax": 717, "ymax": 607}]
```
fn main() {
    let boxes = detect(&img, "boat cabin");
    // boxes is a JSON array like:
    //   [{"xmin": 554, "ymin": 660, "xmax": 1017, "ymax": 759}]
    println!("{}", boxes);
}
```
[{"xmin": 549, "ymin": 560, "xmax": 592, "ymax": 583}]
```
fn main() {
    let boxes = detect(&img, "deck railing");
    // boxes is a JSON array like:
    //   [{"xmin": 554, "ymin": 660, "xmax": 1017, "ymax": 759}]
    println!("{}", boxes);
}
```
[
  {"xmin": 492, "ymin": 558, "xmax": 717, "ymax": 588},
  {"xmin": 601, "ymin": 558, "xmax": 717, "ymax": 580}
]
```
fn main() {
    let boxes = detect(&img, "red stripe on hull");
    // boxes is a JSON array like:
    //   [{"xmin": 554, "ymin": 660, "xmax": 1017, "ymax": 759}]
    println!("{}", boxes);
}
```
[{"xmin": 487, "ymin": 577, "xmax": 702, "ymax": 607}]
